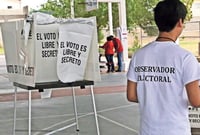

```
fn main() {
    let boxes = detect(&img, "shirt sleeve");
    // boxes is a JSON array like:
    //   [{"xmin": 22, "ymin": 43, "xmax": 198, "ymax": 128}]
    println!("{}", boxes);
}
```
[
  {"xmin": 127, "ymin": 55, "xmax": 138, "ymax": 82},
  {"xmin": 182, "ymin": 54, "xmax": 200, "ymax": 85}
]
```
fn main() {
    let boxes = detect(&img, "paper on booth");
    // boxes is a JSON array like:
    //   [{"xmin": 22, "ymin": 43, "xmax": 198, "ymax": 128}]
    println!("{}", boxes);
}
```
[
  {"xmin": 57, "ymin": 19, "xmax": 94, "ymax": 82},
  {"xmin": 34, "ymin": 13, "xmax": 59, "ymax": 83},
  {"xmin": 34, "ymin": 23, "xmax": 59, "ymax": 82},
  {"xmin": 84, "ymin": 17, "xmax": 101, "ymax": 82},
  {"xmin": 1, "ymin": 20, "xmax": 35, "ymax": 86},
  {"xmin": 34, "ymin": 12, "xmax": 57, "ymax": 25}
]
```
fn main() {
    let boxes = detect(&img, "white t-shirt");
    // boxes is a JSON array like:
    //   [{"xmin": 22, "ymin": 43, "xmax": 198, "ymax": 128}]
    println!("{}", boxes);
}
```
[{"xmin": 127, "ymin": 41, "xmax": 200, "ymax": 135}]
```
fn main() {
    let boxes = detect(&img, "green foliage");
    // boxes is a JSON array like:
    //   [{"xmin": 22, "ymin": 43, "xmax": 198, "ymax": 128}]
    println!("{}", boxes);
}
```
[
  {"xmin": 40, "ymin": 0, "xmax": 109, "ymax": 42},
  {"xmin": 0, "ymin": 47, "xmax": 4, "ymax": 55},
  {"xmin": 40, "ymin": 0, "xmax": 71, "ymax": 18},
  {"xmin": 128, "ymin": 44, "xmax": 141, "ymax": 58},
  {"xmin": 111, "ymin": 3, "xmax": 120, "ymax": 29},
  {"xmin": 126, "ymin": 0, "xmax": 193, "ymax": 36},
  {"xmin": 126, "ymin": 0, "xmax": 157, "ymax": 29},
  {"xmin": 129, "ymin": 43, "xmax": 141, "ymax": 54},
  {"xmin": 182, "ymin": 0, "xmax": 194, "ymax": 20},
  {"xmin": 39, "ymin": 0, "xmax": 194, "ymax": 39},
  {"xmin": 128, "ymin": 33, "xmax": 141, "ymax": 57},
  {"xmin": 98, "ymin": 30, "xmax": 104, "ymax": 43},
  {"xmin": 144, "ymin": 25, "xmax": 158, "ymax": 36}
]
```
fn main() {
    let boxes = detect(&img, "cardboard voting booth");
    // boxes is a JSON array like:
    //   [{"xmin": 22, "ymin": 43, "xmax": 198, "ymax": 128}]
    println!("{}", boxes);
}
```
[
  {"xmin": 1, "ymin": 12, "xmax": 101, "ymax": 135},
  {"xmin": 1, "ymin": 12, "xmax": 101, "ymax": 87}
]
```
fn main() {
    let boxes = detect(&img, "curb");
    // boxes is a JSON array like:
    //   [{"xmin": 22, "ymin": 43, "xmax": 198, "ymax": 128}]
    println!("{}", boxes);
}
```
[{"xmin": 0, "ymin": 85, "xmax": 126, "ymax": 102}]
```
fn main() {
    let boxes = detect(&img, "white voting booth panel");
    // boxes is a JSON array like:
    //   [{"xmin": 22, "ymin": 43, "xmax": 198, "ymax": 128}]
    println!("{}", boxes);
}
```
[
  {"xmin": 1, "ymin": 12, "xmax": 101, "ymax": 87},
  {"xmin": 1, "ymin": 13, "xmax": 101, "ymax": 135}
]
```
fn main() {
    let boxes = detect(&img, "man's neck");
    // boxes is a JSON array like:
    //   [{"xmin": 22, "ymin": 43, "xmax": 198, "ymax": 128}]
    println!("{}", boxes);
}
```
[{"xmin": 157, "ymin": 32, "xmax": 177, "ymax": 42}]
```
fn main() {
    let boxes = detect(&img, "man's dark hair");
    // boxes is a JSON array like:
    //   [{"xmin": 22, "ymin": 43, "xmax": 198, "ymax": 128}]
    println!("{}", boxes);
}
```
[
  {"xmin": 106, "ymin": 36, "xmax": 113, "ymax": 41},
  {"xmin": 154, "ymin": 0, "xmax": 187, "ymax": 32},
  {"xmin": 108, "ymin": 35, "xmax": 118, "ymax": 50}
]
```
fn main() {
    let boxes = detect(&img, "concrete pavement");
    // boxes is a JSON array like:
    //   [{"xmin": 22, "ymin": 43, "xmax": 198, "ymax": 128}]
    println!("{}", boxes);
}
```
[{"xmin": 0, "ymin": 54, "xmax": 140, "ymax": 135}]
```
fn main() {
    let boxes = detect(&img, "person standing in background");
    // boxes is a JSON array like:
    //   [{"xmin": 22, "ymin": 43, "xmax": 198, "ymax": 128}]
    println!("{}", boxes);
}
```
[
  {"xmin": 110, "ymin": 35, "xmax": 124, "ymax": 72},
  {"xmin": 127, "ymin": 0, "xmax": 200, "ymax": 135},
  {"xmin": 99, "ymin": 36, "xmax": 115, "ymax": 73}
]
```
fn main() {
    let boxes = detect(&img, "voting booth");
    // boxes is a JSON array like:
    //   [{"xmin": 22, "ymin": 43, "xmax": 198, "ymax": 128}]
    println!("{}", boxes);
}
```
[
  {"xmin": 1, "ymin": 12, "xmax": 101, "ymax": 86},
  {"xmin": 1, "ymin": 12, "xmax": 101, "ymax": 135}
]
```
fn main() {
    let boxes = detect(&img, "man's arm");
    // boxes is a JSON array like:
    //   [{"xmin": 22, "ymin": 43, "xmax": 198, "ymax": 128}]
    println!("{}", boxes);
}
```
[
  {"xmin": 127, "ymin": 80, "xmax": 138, "ymax": 103},
  {"xmin": 186, "ymin": 80, "xmax": 200, "ymax": 107}
]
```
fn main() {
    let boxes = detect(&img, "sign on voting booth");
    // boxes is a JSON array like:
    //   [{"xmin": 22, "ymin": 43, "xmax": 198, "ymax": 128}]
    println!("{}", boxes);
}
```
[
  {"xmin": 189, "ymin": 106, "xmax": 200, "ymax": 128},
  {"xmin": 1, "ymin": 12, "xmax": 101, "ymax": 86},
  {"xmin": 57, "ymin": 19, "xmax": 97, "ymax": 82}
]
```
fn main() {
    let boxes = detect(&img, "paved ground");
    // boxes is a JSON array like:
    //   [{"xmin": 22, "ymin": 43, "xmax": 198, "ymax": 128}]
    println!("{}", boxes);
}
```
[{"xmin": 0, "ymin": 55, "xmax": 140, "ymax": 135}]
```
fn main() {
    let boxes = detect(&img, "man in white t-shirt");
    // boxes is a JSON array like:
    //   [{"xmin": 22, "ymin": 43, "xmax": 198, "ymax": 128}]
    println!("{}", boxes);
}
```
[{"xmin": 127, "ymin": 0, "xmax": 200, "ymax": 135}]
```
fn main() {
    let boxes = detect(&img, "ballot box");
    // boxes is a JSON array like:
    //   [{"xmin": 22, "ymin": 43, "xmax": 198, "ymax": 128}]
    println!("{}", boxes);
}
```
[
  {"xmin": 1, "ymin": 12, "xmax": 101, "ymax": 135},
  {"xmin": 1, "ymin": 12, "xmax": 101, "ymax": 87}
]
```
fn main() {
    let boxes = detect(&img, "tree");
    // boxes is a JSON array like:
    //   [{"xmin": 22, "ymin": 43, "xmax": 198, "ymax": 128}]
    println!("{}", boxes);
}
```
[
  {"xmin": 126, "ymin": 0, "xmax": 157, "ymax": 29},
  {"xmin": 40, "ymin": 0, "xmax": 109, "ymax": 42},
  {"xmin": 126, "ymin": 0, "xmax": 193, "ymax": 34},
  {"xmin": 39, "ymin": 0, "xmax": 194, "ymax": 40},
  {"xmin": 182, "ymin": 0, "xmax": 194, "ymax": 20}
]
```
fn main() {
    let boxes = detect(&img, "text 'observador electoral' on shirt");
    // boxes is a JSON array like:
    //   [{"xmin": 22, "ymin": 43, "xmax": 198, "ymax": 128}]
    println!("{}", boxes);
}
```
[{"xmin": 134, "ymin": 65, "xmax": 175, "ymax": 83}]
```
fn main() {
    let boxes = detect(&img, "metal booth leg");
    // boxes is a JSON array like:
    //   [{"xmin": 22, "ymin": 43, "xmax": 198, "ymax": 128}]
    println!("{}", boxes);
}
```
[
  {"xmin": 72, "ymin": 87, "xmax": 79, "ymax": 131},
  {"xmin": 13, "ymin": 86, "xmax": 17, "ymax": 135},
  {"xmin": 44, "ymin": 87, "xmax": 78, "ymax": 135},
  {"xmin": 28, "ymin": 90, "xmax": 32, "ymax": 135},
  {"xmin": 90, "ymin": 85, "xmax": 100, "ymax": 135},
  {"xmin": 13, "ymin": 88, "xmax": 32, "ymax": 135}
]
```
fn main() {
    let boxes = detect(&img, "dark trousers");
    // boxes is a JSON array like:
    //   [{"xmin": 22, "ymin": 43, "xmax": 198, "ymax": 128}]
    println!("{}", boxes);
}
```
[
  {"xmin": 105, "ymin": 54, "xmax": 114, "ymax": 72},
  {"xmin": 117, "ymin": 52, "xmax": 123, "ymax": 71}
]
